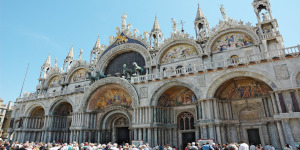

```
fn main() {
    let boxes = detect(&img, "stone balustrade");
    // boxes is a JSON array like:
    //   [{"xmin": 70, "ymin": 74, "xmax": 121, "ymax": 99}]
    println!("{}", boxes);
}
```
[
  {"xmin": 17, "ymin": 86, "xmax": 86, "ymax": 102},
  {"xmin": 261, "ymin": 31, "xmax": 280, "ymax": 39},
  {"xmin": 131, "ymin": 46, "xmax": 300, "ymax": 84}
]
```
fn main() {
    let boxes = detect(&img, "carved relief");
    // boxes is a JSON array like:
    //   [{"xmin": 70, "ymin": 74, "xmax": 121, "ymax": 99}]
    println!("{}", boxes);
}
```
[
  {"xmin": 274, "ymin": 64, "xmax": 289, "ymax": 80},
  {"xmin": 140, "ymin": 87, "xmax": 148, "ymax": 98},
  {"xmin": 240, "ymin": 107, "xmax": 260, "ymax": 120}
]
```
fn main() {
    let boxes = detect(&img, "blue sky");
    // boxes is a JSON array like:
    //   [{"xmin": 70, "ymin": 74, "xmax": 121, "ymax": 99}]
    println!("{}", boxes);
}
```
[{"xmin": 0, "ymin": 0, "xmax": 299, "ymax": 104}]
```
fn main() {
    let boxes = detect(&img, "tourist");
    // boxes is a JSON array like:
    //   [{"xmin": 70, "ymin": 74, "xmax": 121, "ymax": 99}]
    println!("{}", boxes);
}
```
[
  {"xmin": 73, "ymin": 143, "xmax": 80, "ymax": 150},
  {"xmin": 222, "ymin": 144, "xmax": 227, "ymax": 150},
  {"xmin": 227, "ymin": 144, "xmax": 238, "ymax": 150},
  {"xmin": 111, "ymin": 143, "xmax": 118, "ymax": 150},
  {"xmin": 202, "ymin": 142, "xmax": 213, "ymax": 150},
  {"xmin": 255, "ymin": 144, "xmax": 262, "ymax": 150},
  {"xmin": 270, "ymin": 145, "xmax": 275, "ymax": 150},
  {"xmin": 238, "ymin": 141, "xmax": 249, "ymax": 150},
  {"xmin": 82, "ymin": 143, "xmax": 90, "ymax": 150},
  {"xmin": 131, "ymin": 145, "xmax": 138, "ymax": 150},
  {"xmin": 284, "ymin": 144, "xmax": 292, "ymax": 150},
  {"xmin": 249, "ymin": 144, "xmax": 255, "ymax": 150},
  {"xmin": 264, "ymin": 144, "xmax": 271, "ymax": 150},
  {"xmin": 123, "ymin": 143, "xmax": 129, "ymax": 150},
  {"xmin": 189, "ymin": 142, "xmax": 198, "ymax": 150},
  {"xmin": 185, "ymin": 143, "xmax": 191, "ymax": 150},
  {"xmin": 163, "ymin": 144, "xmax": 172, "ymax": 150}
]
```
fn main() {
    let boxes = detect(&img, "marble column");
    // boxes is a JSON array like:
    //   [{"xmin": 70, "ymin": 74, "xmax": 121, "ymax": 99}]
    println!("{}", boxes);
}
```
[
  {"xmin": 168, "ymin": 128, "xmax": 172, "ymax": 147},
  {"xmin": 262, "ymin": 124, "xmax": 270, "ymax": 145},
  {"xmin": 173, "ymin": 128, "xmax": 177, "ymax": 148},
  {"xmin": 195, "ymin": 126, "xmax": 200, "ymax": 141},
  {"xmin": 202, "ymin": 125, "xmax": 207, "ymax": 139},
  {"xmin": 268, "ymin": 122, "xmax": 280, "ymax": 149},
  {"xmin": 281, "ymin": 119, "xmax": 295, "ymax": 149},
  {"xmin": 147, "ymin": 128, "xmax": 152, "ymax": 146},
  {"xmin": 138, "ymin": 128, "xmax": 142, "ymax": 140},
  {"xmin": 208, "ymin": 125, "xmax": 214, "ymax": 139},
  {"xmin": 134, "ymin": 129, "xmax": 138, "ymax": 140},
  {"xmin": 154, "ymin": 128, "xmax": 158, "ymax": 146},
  {"xmin": 216, "ymin": 125, "xmax": 222, "ymax": 144},
  {"xmin": 143, "ymin": 128, "xmax": 147, "ymax": 142}
]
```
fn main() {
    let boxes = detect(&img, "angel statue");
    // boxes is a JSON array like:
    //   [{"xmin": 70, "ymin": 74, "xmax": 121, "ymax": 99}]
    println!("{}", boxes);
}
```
[
  {"xmin": 220, "ymin": 4, "xmax": 227, "ymax": 21},
  {"xmin": 109, "ymin": 36, "xmax": 115, "ymax": 44},
  {"xmin": 79, "ymin": 48, "xmax": 83, "ymax": 60},
  {"xmin": 262, "ymin": 12, "xmax": 270, "ymax": 22},
  {"xmin": 171, "ymin": 18, "xmax": 177, "ymax": 32},
  {"xmin": 143, "ymin": 31, "xmax": 149, "ymax": 41},
  {"xmin": 54, "ymin": 57, "xmax": 58, "ymax": 68},
  {"xmin": 133, "ymin": 28, "xmax": 139, "ymax": 38}
]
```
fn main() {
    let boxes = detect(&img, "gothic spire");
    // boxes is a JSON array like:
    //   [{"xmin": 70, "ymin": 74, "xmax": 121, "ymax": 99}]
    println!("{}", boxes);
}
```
[
  {"xmin": 151, "ymin": 16, "xmax": 161, "ymax": 32},
  {"xmin": 93, "ymin": 35, "xmax": 101, "ymax": 51},
  {"xmin": 43, "ymin": 52, "xmax": 51, "ymax": 67},
  {"xmin": 195, "ymin": 4, "xmax": 205, "ymax": 21},
  {"xmin": 66, "ymin": 45, "xmax": 74, "ymax": 59}
]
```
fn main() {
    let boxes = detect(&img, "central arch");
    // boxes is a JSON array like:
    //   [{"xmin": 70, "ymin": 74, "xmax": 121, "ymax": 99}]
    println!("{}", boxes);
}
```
[
  {"xmin": 81, "ymin": 77, "xmax": 139, "ymax": 111},
  {"xmin": 98, "ymin": 108, "xmax": 132, "ymax": 144}
]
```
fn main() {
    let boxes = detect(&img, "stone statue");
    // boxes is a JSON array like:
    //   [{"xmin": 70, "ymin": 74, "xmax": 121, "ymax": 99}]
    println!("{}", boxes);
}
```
[
  {"xmin": 79, "ymin": 48, "xmax": 83, "ymax": 60},
  {"xmin": 121, "ymin": 13, "xmax": 127, "ymax": 30},
  {"xmin": 115, "ymin": 27, "xmax": 120, "ymax": 35},
  {"xmin": 109, "ymin": 36, "xmax": 115, "ymax": 44},
  {"xmin": 54, "ymin": 57, "xmax": 58, "ymax": 68},
  {"xmin": 133, "ymin": 62, "xmax": 144, "ymax": 75},
  {"xmin": 133, "ymin": 28, "xmax": 139, "ymax": 38},
  {"xmin": 287, "ymin": 104, "xmax": 293, "ymax": 112},
  {"xmin": 126, "ymin": 23, "xmax": 132, "ymax": 31},
  {"xmin": 220, "ymin": 4, "xmax": 227, "ymax": 21},
  {"xmin": 262, "ymin": 12, "xmax": 269, "ymax": 21},
  {"xmin": 171, "ymin": 18, "xmax": 177, "ymax": 32},
  {"xmin": 143, "ymin": 31, "xmax": 149, "ymax": 41}
]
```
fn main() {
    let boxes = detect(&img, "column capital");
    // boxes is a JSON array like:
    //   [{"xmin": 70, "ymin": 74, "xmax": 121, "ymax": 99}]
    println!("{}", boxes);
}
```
[{"xmin": 197, "ymin": 98, "xmax": 217, "ymax": 103}]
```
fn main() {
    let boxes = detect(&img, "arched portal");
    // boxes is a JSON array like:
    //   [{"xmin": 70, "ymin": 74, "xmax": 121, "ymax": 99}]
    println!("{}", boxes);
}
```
[
  {"xmin": 178, "ymin": 112, "xmax": 195, "ymax": 150},
  {"xmin": 213, "ymin": 77, "xmax": 274, "ymax": 146},
  {"xmin": 26, "ymin": 106, "xmax": 45, "ymax": 142},
  {"xmin": 99, "ymin": 110, "xmax": 131, "ymax": 145},
  {"xmin": 51, "ymin": 102, "xmax": 73, "ymax": 143}
]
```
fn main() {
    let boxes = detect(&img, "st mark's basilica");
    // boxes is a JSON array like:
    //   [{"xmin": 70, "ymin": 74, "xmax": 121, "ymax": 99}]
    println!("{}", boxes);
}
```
[{"xmin": 8, "ymin": 0, "xmax": 300, "ymax": 149}]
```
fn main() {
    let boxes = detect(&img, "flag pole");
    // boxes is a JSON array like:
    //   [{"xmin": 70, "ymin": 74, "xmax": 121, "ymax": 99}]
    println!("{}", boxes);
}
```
[{"xmin": 19, "ymin": 63, "xmax": 30, "ymax": 98}]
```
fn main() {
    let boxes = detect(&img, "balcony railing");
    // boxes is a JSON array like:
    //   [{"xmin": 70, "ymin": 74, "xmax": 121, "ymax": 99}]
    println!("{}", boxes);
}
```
[
  {"xmin": 261, "ymin": 31, "xmax": 280, "ymax": 39},
  {"xmin": 131, "ymin": 46, "xmax": 300, "ymax": 84},
  {"xmin": 17, "ymin": 87, "xmax": 86, "ymax": 102}
]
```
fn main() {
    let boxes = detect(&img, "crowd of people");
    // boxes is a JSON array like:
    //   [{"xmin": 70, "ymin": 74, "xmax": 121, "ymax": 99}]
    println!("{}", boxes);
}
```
[{"xmin": 0, "ymin": 140, "xmax": 299, "ymax": 150}]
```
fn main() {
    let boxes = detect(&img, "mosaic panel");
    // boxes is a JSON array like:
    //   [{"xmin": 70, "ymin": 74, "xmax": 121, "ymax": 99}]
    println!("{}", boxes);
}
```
[
  {"xmin": 161, "ymin": 44, "xmax": 198, "ymax": 64},
  {"xmin": 212, "ymin": 32, "xmax": 253, "ymax": 52}
]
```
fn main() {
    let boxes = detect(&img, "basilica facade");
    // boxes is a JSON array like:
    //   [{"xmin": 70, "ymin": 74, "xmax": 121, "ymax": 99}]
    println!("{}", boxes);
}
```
[{"xmin": 8, "ymin": 0, "xmax": 300, "ymax": 149}]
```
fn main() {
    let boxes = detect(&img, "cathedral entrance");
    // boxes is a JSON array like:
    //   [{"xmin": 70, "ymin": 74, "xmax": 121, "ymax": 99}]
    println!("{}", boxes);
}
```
[
  {"xmin": 117, "ymin": 127, "xmax": 130, "ymax": 145},
  {"xmin": 247, "ymin": 129, "xmax": 261, "ymax": 145},
  {"xmin": 182, "ymin": 132, "xmax": 195, "ymax": 149}
]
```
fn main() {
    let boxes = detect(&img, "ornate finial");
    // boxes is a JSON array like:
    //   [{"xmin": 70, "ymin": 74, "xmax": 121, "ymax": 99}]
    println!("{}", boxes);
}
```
[
  {"xmin": 180, "ymin": 20, "xmax": 185, "ymax": 32},
  {"xmin": 220, "ymin": 4, "xmax": 227, "ymax": 21},
  {"xmin": 79, "ymin": 48, "xmax": 83, "ymax": 60}
]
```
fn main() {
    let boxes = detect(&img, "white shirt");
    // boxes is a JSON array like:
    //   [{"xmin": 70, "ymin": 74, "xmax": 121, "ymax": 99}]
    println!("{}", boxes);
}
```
[
  {"xmin": 239, "ymin": 143, "xmax": 249, "ymax": 150},
  {"xmin": 250, "ymin": 145, "xmax": 256, "ymax": 150}
]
